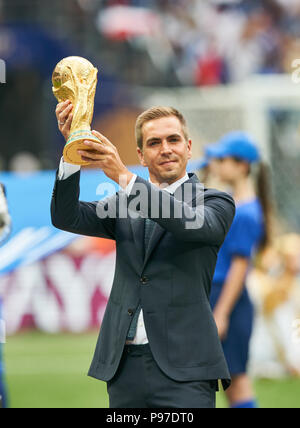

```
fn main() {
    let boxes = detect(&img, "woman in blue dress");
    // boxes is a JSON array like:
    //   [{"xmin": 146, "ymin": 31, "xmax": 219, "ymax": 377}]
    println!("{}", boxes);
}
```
[
  {"xmin": 0, "ymin": 183, "xmax": 11, "ymax": 408},
  {"xmin": 207, "ymin": 132, "xmax": 273, "ymax": 409}
]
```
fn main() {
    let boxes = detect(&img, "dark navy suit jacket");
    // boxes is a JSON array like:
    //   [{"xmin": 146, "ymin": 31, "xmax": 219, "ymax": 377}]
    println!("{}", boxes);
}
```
[{"xmin": 51, "ymin": 171, "xmax": 236, "ymax": 389}]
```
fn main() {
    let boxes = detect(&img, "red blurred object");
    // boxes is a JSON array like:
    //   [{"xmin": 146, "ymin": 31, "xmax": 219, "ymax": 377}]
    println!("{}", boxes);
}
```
[
  {"xmin": 85, "ymin": 237, "xmax": 116, "ymax": 255},
  {"xmin": 195, "ymin": 51, "xmax": 224, "ymax": 86},
  {"xmin": 97, "ymin": 6, "xmax": 161, "ymax": 41}
]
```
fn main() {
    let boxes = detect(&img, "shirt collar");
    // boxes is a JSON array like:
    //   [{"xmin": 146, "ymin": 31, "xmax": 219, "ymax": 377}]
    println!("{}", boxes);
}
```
[{"xmin": 149, "ymin": 172, "xmax": 189, "ymax": 194}]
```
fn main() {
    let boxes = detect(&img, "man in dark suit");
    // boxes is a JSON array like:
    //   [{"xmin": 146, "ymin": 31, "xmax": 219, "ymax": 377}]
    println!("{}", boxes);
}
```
[{"xmin": 51, "ymin": 103, "xmax": 236, "ymax": 408}]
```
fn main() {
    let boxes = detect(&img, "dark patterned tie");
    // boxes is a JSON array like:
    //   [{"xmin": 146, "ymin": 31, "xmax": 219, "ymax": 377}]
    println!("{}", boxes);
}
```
[
  {"xmin": 126, "ymin": 218, "xmax": 155, "ymax": 341},
  {"xmin": 144, "ymin": 217, "xmax": 155, "ymax": 256}
]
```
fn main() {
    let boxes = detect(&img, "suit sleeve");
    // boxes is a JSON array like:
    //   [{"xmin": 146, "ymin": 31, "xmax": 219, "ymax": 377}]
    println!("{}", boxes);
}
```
[
  {"xmin": 127, "ymin": 176, "xmax": 236, "ymax": 246},
  {"xmin": 51, "ymin": 169, "xmax": 116, "ymax": 240}
]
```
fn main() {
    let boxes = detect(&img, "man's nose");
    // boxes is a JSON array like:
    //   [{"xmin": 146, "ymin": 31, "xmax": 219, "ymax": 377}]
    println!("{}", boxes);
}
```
[{"xmin": 160, "ymin": 140, "xmax": 172, "ymax": 154}]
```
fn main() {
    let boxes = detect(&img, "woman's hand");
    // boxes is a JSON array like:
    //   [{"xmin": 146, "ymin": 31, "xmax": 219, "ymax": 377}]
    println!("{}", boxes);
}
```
[{"xmin": 213, "ymin": 308, "xmax": 230, "ymax": 341}]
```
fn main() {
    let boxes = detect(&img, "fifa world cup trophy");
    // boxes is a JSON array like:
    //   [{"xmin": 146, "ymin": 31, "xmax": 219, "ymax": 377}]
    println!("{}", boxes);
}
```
[{"xmin": 52, "ymin": 56, "xmax": 101, "ymax": 165}]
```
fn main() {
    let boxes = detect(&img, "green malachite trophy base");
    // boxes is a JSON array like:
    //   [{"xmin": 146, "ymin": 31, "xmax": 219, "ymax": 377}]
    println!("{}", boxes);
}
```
[{"xmin": 63, "ymin": 130, "xmax": 101, "ymax": 166}]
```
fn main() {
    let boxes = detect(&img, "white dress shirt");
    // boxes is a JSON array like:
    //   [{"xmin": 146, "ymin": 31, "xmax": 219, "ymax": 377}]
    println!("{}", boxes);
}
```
[{"xmin": 58, "ymin": 159, "xmax": 189, "ymax": 344}]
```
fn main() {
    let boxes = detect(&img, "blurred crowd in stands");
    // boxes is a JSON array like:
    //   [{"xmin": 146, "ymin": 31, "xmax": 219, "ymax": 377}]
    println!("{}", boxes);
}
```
[
  {"xmin": 1, "ymin": 0, "xmax": 300, "ymax": 170},
  {"xmin": 95, "ymin": 0, "xmax": 300, "ymax": 86},
  {"xmin": 2, "ymin": 0, "xmax": 300, "ymax": 87}
]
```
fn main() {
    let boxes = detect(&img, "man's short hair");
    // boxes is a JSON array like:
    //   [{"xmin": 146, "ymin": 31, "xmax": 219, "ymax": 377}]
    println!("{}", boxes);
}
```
[{"xmin": 135, "ymin": 106, "xmax": 189, "ymax": 151}]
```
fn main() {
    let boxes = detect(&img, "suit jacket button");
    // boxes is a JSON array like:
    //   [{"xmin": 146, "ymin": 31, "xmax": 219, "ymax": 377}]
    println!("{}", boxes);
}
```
[
  {"xmin": 128, "ymin": 309, "xmax": 134, "ymax": 316},
  {"xmin": 140, "ymin": 276, "xmax": 148, "ymax": 285}
]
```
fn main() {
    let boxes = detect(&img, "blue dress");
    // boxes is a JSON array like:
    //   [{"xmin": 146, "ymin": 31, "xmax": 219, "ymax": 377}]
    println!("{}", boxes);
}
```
[{"xmin": 210, "ymin": 198, "xmax": 265, "ymax": 376}]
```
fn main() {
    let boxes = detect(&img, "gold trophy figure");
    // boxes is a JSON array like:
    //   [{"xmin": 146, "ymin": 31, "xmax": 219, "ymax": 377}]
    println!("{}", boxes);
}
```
[{"xmin": 52, "ymin": 56, "xmax": 101, "ymax": 165}]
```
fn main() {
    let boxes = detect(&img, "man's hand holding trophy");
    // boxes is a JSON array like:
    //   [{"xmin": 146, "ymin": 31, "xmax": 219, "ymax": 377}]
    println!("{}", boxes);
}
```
[
  {"xmin": 52, "ymin": 56, "xmax": 101, "ymax": 165},
  {"xmin": 52, "ymin": 56, "xmax": 134, "ymax": 186}
]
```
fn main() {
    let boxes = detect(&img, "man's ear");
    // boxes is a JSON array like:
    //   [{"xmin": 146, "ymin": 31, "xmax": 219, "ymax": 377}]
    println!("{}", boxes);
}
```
[
  {"xmin": 187, "ymin": 139, "xmax": 192, "ymax": 160},
  {"xmin": 137, "ymin": 147, "xmax": 147, "ymax": 167}
]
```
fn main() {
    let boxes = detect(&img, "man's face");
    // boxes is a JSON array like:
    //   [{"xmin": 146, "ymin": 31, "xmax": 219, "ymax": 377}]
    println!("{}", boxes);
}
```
[
  {"xmin": 137, "ymin": 116, "xmax": 192, "ymax": 186},
  {"xmin": 216, "ymin": 157, "xmax": 249, "ymax": 184}
]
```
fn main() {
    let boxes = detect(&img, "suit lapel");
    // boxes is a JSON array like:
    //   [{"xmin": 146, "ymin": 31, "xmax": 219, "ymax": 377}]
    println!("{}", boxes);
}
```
[
  {"xmin": 130, "ymin": 215, "xmax": 145, "ymax": 268},
  {"xmin": 142, "ymin": 223, "xmax": 166, "ymax": 271},
  {"xmin": 130, "ymin": 173, "xmax": 200, "ymax": 271}
]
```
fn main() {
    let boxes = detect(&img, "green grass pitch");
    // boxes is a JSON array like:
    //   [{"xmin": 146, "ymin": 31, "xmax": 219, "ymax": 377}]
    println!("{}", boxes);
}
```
[{"xmin": 3, "ymin": 331, "xmax": 300, "ymax": 408}]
